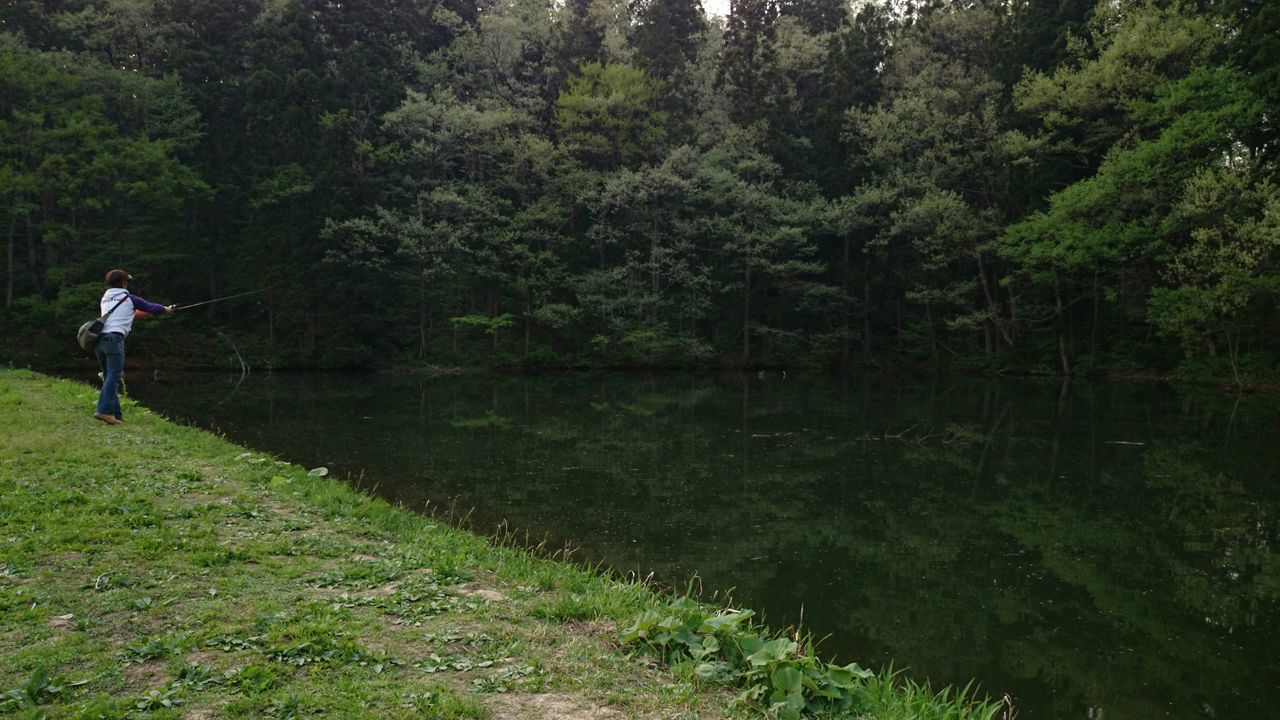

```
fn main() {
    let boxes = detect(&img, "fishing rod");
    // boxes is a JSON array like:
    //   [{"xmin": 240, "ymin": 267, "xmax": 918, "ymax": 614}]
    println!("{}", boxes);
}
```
[
  {"xmin": 170, "ymin": 288, "xmax": 265, "ymax": 312},
  {"xmin": 168, "ymin": 263, "xmax": 316, "ymax": 308},
  {"xmin": 167, "ymin": 268, "xmax": 315, "ymax": 312}
]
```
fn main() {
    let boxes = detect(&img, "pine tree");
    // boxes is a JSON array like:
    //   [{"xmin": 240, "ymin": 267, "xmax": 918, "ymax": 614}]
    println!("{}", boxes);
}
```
[
  {"xmin": 719, "ymin": 0, "xmax": 780, "ymax": 123},
  {"xmin": 1003, "ymin": 0, "xmax": 1095, "ymax": 81},
  {"xmin": 1217, "ymin": 0, "xmax": 1280, "ymax": 166},
  {"xmin": 630, "ymin": 0, "xmax": 707, "ymax": 81},
  {"xmin": 815, "ymin": 2, "xmax": 892, "ymax": 190},
  {"xmin": 778, "ymin": 0, "xmax": 847, "ymax": 34},
  {"xmin": 557, "ymin": 0, "xmax": 608, "ymax": 73},
  {"xmin": 629, "ymin": 0, "xmax": 707, "ymax": 141},
  {"xmin": 555, "ymin": 62, "xmax": 668, "ymax": 171}
]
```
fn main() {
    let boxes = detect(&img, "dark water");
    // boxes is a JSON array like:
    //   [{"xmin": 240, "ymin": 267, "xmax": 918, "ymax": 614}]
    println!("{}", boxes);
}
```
[{"xmin": 116, "ymin": 371, "xmax": 1278, "ymax": 719}]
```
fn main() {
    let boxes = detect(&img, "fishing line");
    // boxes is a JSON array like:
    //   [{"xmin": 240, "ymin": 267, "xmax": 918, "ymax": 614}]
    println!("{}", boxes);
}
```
[
  {"xmin": 169, "ymin": 268, "xmax": 313, "ymax": 312},
  {"xmin": 171, "ymin": 288, "xmax": 264, "ymax": 312}
]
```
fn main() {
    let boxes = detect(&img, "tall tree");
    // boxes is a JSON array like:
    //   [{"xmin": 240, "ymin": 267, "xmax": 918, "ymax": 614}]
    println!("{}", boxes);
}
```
[
  {"xmin": 555, "ymin": 62, "xmax": 669, "ymax": 171},
  {"xmin": 719, "ymin": 0, "xmax": 780, "ymax": 123},
  {"xmin": 848, "ymin": 2, "xmax": 1016, "ymax": 359},
  {"xmin": 1002, "ymin": 2, "xmax": 1267, "ymax": 373},
  {"xmin": 699, "ymin": 126, "xmax": 825, "ymax": 364},
  {"xmin": 1148, "ymin": 165, "xmax": 1280, "ymax": 385},
  {"xmin": 778, "ymin": 0, "xmax": 847, "ymax": 34},
  {"xmin": 577, "ymin": 149, "xmax": 714, "ymax": 362},
  {"xmin": 628, "ymin": 0, "xmax": 708, "ymax": 140},
  {"xmin": 1001, "ymin": 0, "xmax": 1095, "ymax": 80},
  {"xmin": 630, "ymin": 0, "xmax": 707, "ymax": 80},
  {"xmin": 0, "ymin": 35, "xmax": 205, "ymax": 315},
  {"xmin": 1215, "ymin": 0, "xmax": 1280, "ymax": 166},
  {"xmin": 556, "ymin": 0, "xmax": 609, "ymax": 73},
  {"xmin": 816, "ymin": 2, "xmax": 893, "ymax": 192}
]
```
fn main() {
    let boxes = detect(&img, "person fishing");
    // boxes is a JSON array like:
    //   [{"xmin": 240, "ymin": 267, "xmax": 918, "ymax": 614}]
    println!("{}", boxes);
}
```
[{"xmin": 93, "ymin": 269, "xmax": 174, "ymax": 425}]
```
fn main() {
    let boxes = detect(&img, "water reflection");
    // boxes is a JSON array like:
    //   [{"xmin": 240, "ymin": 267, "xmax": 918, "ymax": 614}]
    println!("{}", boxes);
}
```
[{"xmin": 120, "ymin": 371, "xmax": 1280, "ymax": 720}]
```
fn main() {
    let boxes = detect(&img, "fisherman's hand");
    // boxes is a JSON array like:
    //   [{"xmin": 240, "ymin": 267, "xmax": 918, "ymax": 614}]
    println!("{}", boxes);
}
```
[{"xmin": 165, "ymin": 305, "xmax": 176, "ymax": 313}]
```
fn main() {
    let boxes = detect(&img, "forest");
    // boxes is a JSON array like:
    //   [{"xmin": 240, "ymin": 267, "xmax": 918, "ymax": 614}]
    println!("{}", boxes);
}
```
[{"xmin": 1, "ymin": 0, "xmax": 1277, "ymax": 379}]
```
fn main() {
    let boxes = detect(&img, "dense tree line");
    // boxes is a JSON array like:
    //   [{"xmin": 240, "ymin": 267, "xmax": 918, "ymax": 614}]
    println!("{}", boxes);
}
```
[{"xmin": 1, "ymin": 0, "xmax": 1277, "ymax": 379}]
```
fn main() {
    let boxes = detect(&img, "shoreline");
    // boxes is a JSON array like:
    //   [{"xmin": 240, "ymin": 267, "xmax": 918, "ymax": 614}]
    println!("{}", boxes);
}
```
[
  {"xmin": 0, "ymin": 369, "xmax": 1003, "ymax": 719},
  {"xmin": 11, "ymin": 350, "xmax": 1279, "ymax": 395}
]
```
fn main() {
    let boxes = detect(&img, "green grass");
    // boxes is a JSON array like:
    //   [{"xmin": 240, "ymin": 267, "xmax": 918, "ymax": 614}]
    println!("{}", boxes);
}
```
[{"xmin": 0, "ymin": 369, "xmax": 1009, "ymax": 719}]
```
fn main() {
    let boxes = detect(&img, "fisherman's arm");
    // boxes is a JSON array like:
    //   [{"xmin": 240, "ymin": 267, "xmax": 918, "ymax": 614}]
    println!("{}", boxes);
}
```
[{"xmin": 130, "ymin": 294, "xmax": 175, "ymax": 314}]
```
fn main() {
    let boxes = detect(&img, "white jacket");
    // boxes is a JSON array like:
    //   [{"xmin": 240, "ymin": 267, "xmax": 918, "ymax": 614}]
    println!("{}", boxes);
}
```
[{"xmin": 99, "ymin": 289, "xmax": 136, "ymax": 336}]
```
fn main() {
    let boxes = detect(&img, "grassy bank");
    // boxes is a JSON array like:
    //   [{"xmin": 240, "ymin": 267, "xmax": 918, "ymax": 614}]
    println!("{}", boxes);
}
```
[{"xmin": 0, "ymin": 370, "xmax": 1006, "ymax": 719}]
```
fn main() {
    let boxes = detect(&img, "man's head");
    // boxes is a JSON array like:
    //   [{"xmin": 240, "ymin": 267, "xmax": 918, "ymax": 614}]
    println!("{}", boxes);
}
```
[{"xmin": 105, "ymin": 269, "xmax": 132, "ymax": 288}]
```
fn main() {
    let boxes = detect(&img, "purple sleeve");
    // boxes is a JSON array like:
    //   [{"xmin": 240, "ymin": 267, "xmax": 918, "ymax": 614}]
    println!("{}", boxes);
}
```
[{"xmin": 129, "ymin": 294, "xmax": 170, "ymax": 313}]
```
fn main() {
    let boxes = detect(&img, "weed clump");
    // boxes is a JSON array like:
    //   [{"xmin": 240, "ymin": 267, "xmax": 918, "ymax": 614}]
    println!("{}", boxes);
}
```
[{"xmin": 621, "ymin": 596, "xmax": 1010, "ymax": 720}]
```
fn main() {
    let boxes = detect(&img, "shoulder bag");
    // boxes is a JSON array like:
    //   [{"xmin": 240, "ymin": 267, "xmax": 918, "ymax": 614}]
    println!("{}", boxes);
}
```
[{"xmin": 77, "ymin": 292, "xmax": 132, "ymax": 352}]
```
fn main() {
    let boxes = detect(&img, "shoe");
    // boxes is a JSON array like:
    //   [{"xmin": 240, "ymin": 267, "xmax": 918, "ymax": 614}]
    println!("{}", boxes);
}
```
[
  {"xmin": 93, "ymin": 413, "xmax": 121, "ymax": 425},
  {"xmin": 114, "ymin": 417, "xmax": 125, "ymax": 424}
]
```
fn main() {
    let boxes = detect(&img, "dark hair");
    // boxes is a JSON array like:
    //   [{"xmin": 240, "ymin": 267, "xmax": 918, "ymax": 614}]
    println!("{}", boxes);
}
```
[{"xmin": 105, "ymin": 269, "xmax": 131, "ymax": 288}]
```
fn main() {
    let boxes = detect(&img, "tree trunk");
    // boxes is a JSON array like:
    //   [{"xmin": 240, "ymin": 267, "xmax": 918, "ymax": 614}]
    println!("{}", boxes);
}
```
[
  {"xmin": 842, "ymin": 236, "xmax": 851, "ymax": 365},
  {"xmin": 1007, "ymin": 277, "xmax": 1018, "ymax": 346},
  {"xmin": 689, "ymin": 287, "xmax": 699, "ymax": 345},
  {"xmin": 305, "ymin": 309, "xmax": 316, "ymax": 357},
  {"xmin": 5, "ymin": 212, "xmax": 14, "ymax": 308},
  {"xmin": 895, "ymin": 297, "xmax": 903, "ymax": 352},
  {"xmin": 24, "ymin": 215, "xmax": 41, "ymax": 294},
  {"xmin": 1091, "ymin": 263, "xmax": 1100, "ymax": 361},
  {"xmin": 650, "ymin": 269, "xmax": 660, "ymax": 325},
  {"xmin": 925, "ymin": 297, "xmax": 938, "ymax": 361},
  {"xmin": 975, "ymin": 253, "xmax": 1013, "ymax": 349},
  {"xmin": 863, "ymin": 255, "xmax": 872, "ymax": 360},
  {"xmin": 418, "ymin": 267, "xmax": 428, "ymax": 359},
  {"xmin": 1226, "ymin": 329, "xmax": 1243, "ymax": 389},
  {"xmin": 1054, "ymin": 273, "xmax": 1072, "ymax": 376},
  {"xmin": 1058, "ymin": 325, "xmax": 1071, "ymax": 376},
  {"xmin": 267, "ymin": 288, "xmax": 275, "ymax": 346},
  {"xmin": 650, "ymin": 219, "xmax": 661, "ymax": 326},
  {"xmin": 41, "ymin": 191, "xmax": 56, "ymax": 270},
  {"xmin": 194, "ymin": 209, "xmax": 216, "ymax": 320},
  {"xmin": 742, "ymin": 266, "xmax": 752, "ymax": 365}
]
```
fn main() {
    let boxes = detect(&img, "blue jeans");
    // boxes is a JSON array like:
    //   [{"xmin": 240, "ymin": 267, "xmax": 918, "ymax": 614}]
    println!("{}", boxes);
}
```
[{"xmin": 95, "ymin": 333, "xmax": 125, "ymax": 418}]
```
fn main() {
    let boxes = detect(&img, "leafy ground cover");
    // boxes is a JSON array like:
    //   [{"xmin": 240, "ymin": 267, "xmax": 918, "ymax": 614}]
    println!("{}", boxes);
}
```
[{"xmin": 0, "ymin": 369, "xmax": 1007, "ymax": 719}]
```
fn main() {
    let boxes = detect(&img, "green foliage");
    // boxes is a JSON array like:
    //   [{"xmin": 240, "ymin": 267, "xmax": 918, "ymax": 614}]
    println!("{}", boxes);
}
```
[
  {"xmin": 1001, "ymin": 3, "xmax": 1274, "ymax": 374},
  {"xmin": 1148, "ymin": 165, "xmax": 1280, "ymax": 383},
  {"xmin": 779, "ymin": 0, "xmax": 848, "ymax": 34},
  {"xmin": 631, "ymin": 0, "xmax": 707, "ymax": 83},
  {"xmin": 719, "ymin": 0, "xmax": 782, "ymax": 122},
  {"xmin": 224, "ymin": 664, "xmax": 287, "ymax": 695},
  {"xmin": 122, "ymin": 633, "xmax": 194, "ymax": 664},
  {"xmin": 856, "ymin": 673, "xmax": 1009, "ymax": 720},
  {"xmin": 2, "ymin": 666, "xmax": 63, "ymax": 710},
  {"xmin": 0, "ymin": 33, "xmax": 208, "ymax": 308},
  {"xmin": 621, "ymin": 597, "xmax": 1008, "ymax": 720},
  {"xmin": 450, "ymin": 313, "xmax": 516, "ymax": 335},
  {"xmin": 470, "ymin": 662, "xmax": 548, "ymax": 693},
  {"xmin": 1, "ymin": 0, "xmax": 1277, "ymax": 377},
  {"xmin": 556, "ymin": 62, "xmax": 669, "ymax": 170}
]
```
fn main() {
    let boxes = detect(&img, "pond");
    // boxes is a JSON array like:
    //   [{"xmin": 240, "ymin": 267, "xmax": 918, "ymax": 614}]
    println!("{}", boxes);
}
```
[{"xmin": 116, "ymin": 370, "xmax": 1279, "ymax": 719}]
